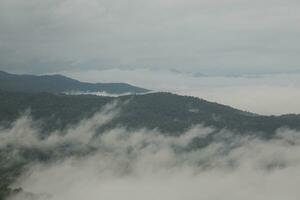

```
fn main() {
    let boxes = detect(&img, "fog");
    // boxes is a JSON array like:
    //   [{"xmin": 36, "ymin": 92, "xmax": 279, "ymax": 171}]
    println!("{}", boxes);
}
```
[
  {"xmin": 63, "ymin": 91, "xmax": 152, "ymax": 97},
  {"xmin": 63, "ymin": 91, "xmax": 134, "ymax": 97},
  {"xmin": 1, "ymin": 106, "xmax": 300, "ymax": 200}
]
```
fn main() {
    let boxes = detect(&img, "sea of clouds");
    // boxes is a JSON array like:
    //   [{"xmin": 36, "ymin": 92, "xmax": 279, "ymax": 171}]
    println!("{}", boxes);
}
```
[{"xmin": 0, "ymin": 103, "xmax": 299, "ymax": 200}]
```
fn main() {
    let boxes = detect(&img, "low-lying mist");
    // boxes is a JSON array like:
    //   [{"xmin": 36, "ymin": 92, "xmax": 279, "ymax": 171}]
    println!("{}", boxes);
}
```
[
  {"xmin": 1, "ymin": 103, "xmax": 300, "ymax": 200},
  {"xmin": 63, "ymin": 91, "xmax": 134, "ymax": 97}
]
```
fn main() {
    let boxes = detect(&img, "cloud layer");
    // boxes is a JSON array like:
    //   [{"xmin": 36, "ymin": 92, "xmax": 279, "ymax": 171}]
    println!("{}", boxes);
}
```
[{"xmin": 0, "ymin": 107, "xmax": 300, "ymax": 200}]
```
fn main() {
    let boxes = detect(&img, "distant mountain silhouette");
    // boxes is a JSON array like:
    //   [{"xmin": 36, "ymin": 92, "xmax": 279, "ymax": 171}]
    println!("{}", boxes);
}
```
[{"xmin": 0, "ymin": 71, "xmax": 149, "ymax": 94}]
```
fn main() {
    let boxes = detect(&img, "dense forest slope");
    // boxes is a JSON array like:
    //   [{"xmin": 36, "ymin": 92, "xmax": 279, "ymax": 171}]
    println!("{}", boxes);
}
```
[{"xmin": 0, "ymin": 90, "xmax": 299, "ymax": 137}]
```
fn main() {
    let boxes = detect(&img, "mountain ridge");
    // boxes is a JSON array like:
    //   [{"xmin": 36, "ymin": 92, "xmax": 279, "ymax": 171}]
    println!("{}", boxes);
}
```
[
  {"xmin": 1, "ymin": 73, "xmax": 300, "ymax": 199},
  {"xmin": 0, "ymin": 89, "xmax": 299, "ymax": 137}
]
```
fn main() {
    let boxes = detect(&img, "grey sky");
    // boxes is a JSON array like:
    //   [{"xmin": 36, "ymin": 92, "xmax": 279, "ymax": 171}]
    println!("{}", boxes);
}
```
[{"xmin": 0, "ymin": 0, "xmax": 300, "ymax": 74}]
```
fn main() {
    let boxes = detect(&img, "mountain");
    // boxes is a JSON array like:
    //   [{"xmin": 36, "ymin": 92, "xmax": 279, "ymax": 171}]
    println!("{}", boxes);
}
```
[
  {"xmin": 1, "ymin": 74, "xmax": 300, "ymax": 199},
  {"xmin": 1, "ymin": 89, "xmax": 300, "ymax": 198},
  {"xmin": 0, "ymin": 71, "xmax": 149, "ymax": 94}
]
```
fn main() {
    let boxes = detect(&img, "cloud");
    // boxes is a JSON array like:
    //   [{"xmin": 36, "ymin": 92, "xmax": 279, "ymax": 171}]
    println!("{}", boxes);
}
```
[
  {"xmin": 0, "ymin": 0, "xmax": 300, "ymax": 74},
  {"xmin": 63, "ymin": 91, "xmax": 150, "ymax": 97},
  {"xmin": 0, "ymin": 102, "xmax": 118, "ymax": 148},
  {"xmin": 1, "ymin": 107, "xmax": 300, "ymax": 200}
]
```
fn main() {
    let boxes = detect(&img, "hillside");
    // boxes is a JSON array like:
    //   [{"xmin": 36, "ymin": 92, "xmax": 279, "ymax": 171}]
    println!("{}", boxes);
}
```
[
  {"xmin": 1, "ymin": 90, "xmax": 300, "ymax": 199},
  {"xmin": 0, "ymin": 90, "xmax": 299, "ymax": 136}
]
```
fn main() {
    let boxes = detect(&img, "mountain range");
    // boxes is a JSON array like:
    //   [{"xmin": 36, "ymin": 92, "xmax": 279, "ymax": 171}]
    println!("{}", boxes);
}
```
[
  {"xmin": 0, "ymin": 71, "xmax": 300, "ymax": 199},
  {"xmin": 0, "ymin": 71, "xmax": 299, "ymax": 137}
]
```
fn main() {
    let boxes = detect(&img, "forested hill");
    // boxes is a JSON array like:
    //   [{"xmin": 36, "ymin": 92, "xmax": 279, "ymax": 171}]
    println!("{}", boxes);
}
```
[
  {"xmin": 0, "ymin": 71, "xmax": 149, "ymax": 94},
  {"xmin": 1, "ymin": 90, "xmax": 300, "ymax": 199},
  {"xmin": 0, "ymin": 90, "xmax": 299, "ymax": 137}
]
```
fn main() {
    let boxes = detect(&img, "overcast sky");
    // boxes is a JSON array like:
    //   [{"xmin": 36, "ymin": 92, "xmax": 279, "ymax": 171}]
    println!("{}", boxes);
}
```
[{"xmin": 0, "ymin": 0, "xmax": 300, "ymax": 74}]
